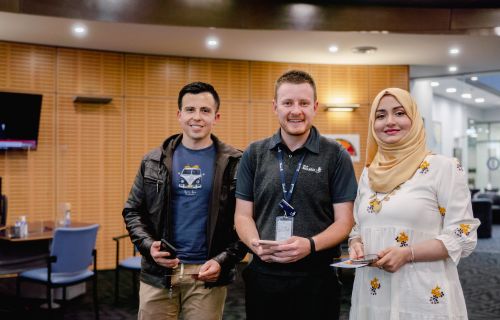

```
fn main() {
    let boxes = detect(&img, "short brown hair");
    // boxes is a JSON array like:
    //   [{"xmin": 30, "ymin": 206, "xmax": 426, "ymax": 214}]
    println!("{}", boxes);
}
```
[
  {"xmin": 274, "ymin": 70, "xmax": 317, "ymax": 101},
  {"xmin": 178, "ymin": 81, "xmax": 220, "ymax": 112}
]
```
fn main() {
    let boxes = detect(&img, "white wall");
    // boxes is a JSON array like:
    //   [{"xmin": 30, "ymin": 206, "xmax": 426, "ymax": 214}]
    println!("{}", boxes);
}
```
[
  {"xmin": 483, "ymin": 108, "xmax": 500, "ymax": 121},
  {"xmin": 410, "ymin": 79, "xmax": 484, "ymax": 177}
]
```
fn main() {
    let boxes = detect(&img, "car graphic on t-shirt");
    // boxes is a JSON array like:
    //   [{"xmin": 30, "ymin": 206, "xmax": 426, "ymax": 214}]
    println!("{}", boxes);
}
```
[{"xmin": 179, "ymin": 165, "xmax": 202, "ymax": 189}]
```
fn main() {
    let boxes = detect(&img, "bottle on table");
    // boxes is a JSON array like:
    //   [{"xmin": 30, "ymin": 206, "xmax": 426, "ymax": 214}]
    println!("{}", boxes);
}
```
[
  {"xmin": 19, "ymin": 215, "xmax": 28, "ymax": 237},
  {"xmin": 64, "ymin": 203, "xmax": 71, "ymax": 227}
]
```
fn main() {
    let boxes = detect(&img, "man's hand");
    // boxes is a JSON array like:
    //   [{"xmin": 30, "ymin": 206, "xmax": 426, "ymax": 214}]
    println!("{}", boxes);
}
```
[
  {"xmin": 250, "ymin": 238, "xmax": 283, "ymax": 262},
  {"xmin": 196, "ymin": 259, "xmax": 221, "ymax": 282},
  {"xmin": 253, "ymin": 236, "xmax": 311, "ymax": 264},
  {"xmin": 150, "ymin": 240, "xmax": 180, "ymax": 268}
]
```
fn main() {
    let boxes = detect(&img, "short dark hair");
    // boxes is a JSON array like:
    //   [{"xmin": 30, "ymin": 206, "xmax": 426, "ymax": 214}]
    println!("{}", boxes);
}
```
[
  {"xmin": 274, "ymin": 70, "xmax": 317, "ymax": 101},
  {"xmin": 177, "ymin": 81, "xmax": 220, "ymax": 111}
]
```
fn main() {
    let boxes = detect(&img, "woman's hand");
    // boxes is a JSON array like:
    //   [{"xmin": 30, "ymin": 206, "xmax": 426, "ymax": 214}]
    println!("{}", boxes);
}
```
[
  {"xmin": 349, "ymin": 238, "xmax": 364, "ymax": 260},
  {"xmin": 373, "ymin": 246, "xmax": 411, "ymax": 273}
]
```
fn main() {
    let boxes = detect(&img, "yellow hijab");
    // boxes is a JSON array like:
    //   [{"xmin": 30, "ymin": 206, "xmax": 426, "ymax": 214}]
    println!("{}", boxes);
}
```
[{"xmin": 366, "ymin": 88, "xmax": 430, "ymax": 193}]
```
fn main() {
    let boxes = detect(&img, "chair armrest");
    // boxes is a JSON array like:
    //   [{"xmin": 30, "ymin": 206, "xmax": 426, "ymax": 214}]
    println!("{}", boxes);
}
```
[
  {"xmin": 113, "ymin": 234, "xmax": 138, "ymax": 262},
  {"xmin": 112, "ymin": 234, "xmax": 130, "ymax": 241},
  {"xmin": 47, "ymin": 255, "xmax": 57, "ymax": 284},
  {"xmin": 47, "ymin": 255, "xmax": 57, "ymax": 264}
]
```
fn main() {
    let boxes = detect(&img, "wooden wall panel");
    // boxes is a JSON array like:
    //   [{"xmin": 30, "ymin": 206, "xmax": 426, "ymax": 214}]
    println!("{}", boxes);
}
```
[
  {"xmin": 125, "ymin": 55, "xmax": 188, "ymax": 98},
  {"xmin": 1, "ymin": 40, "xmax": 408, "ymax": 269},
  {"xmin": 213, "ymin": 102, "xmax": 250, "ymax": 151},
  {"xmin": 29, "ymin": 94, "xmax": 56, "ymax": 221},
  {"xmin": 248, "ymin": 102, "xmax": 277, "ymax": 142},
  {"xmin": 249, "ymin": 62, "xmax": 310, "ymax": 102},
  {"xmin": 0, "ymin": 42, "xmax": 56, "ymax": 224},
  {"xmin": 55, "ymin": 95, "xmax": 124, "ymax": 268},
  {"xmin": 0, "ymin": 42, "xmax": 56, "ymax": 91},
  {"xmin": 57, "ymin": 48, "xmax": 123, "ymax": 96},
  {"xmin": 146, "ymin": 56, "xmax": 170, "ymax": 96},
  {"xmin": 187, "ymin": 59, "xmax": 250, "ymax": 102},
  {"xmin": 311, "ymin": 65, "xmax": 370, "ymax": 105},
  {"xmin": 124, "ymin": 55, "xmax": 146, "ymax": 97},
  {"xmin": 123, "ymin": 98, "xmax": 179, "ymax": 195},
  {"xmin": 368, "ymin": 65, "xmax": 409, "ymax": 100},
  {"xmin": 166, "ymin": 57, "xmax": 189, "ymax": 97},
  {"xmin": 0, "ymin": 42, "xmax": 7, "ymax": 88}
]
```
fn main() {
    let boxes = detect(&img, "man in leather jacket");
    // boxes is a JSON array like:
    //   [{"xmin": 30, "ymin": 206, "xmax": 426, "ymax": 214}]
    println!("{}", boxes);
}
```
[{"xmin": 123, "ymin": 81, "xmax": 247, "ymax": 320}]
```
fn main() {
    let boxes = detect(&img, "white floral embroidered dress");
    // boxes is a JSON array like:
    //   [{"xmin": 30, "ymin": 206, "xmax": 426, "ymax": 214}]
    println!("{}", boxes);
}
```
[{"xmin": 349, "ymin": 154, "xmax": 480, "ymax": 320}]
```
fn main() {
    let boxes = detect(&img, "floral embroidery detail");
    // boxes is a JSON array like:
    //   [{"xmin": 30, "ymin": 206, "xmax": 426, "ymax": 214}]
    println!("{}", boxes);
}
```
[
  {"xmin": 370, "ymin": 277, "xmax": 381, "ymax": 295},
  {"xmin": 456, "ymin": 160, "xmax": 463, "ymax": 172},
  {"xmin": 367, "ymin": 199, "xmax": 381, "ymax": 213},
  {"xmin": 454, "ymin": 224, "xmax": 471, "ymax": 237},
  {"xmin": 438, "ymin": 206, "xmax": 446, "ymax": 217},
  {"xmin": 419, "ymin": 161, "xmax": 430, "ymax": 174},
  {"xmin": 395, "ymin": 231, "xmax": 409, "ymax": 247},
  {"xmin": 429, "ymin": 286, "xmax": 445, "ymax": 304}
]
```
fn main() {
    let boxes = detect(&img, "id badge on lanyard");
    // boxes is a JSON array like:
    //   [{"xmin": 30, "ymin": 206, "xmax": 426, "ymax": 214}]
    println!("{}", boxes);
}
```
[{"xmin": 275, "ymin": 147, "xmax": 305, "ymax": 241}]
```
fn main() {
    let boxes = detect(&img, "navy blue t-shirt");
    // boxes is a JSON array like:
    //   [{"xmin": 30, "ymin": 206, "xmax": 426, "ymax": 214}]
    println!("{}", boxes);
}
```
[{"xmin": 171, "ymin": 143, "xmax": 215, "ymax": 263}]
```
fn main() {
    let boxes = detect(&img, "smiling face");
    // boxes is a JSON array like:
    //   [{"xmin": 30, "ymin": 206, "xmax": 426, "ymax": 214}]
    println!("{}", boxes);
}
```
[
  {"xmin": 374, "ymin": 94, "xmax": 412, "ymax": 144},
  {"xmin": 273, "ymin": 82, "xmax": 318, "ymax": 142},
  {"xmin": 177, "ymin": 92, "xmax": 220, "ymax": 149}
]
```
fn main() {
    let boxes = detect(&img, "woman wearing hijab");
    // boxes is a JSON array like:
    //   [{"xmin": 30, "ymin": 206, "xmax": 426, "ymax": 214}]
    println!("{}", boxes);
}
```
[{"xmin": 348, "ymin": 88, "xmax": 480, "ymax": 319}]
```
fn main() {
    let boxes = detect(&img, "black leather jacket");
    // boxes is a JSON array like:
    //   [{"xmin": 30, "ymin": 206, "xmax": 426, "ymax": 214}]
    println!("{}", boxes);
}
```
[{"xmin": 123, "ymin": 134, "xmax": 247, "ymax": 288}]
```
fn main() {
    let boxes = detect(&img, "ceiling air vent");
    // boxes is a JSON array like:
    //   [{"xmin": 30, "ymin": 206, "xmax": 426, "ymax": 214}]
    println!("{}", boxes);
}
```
[{"xmin": 351, "ymin": 46, "xmax": 377, "ymax": 54}]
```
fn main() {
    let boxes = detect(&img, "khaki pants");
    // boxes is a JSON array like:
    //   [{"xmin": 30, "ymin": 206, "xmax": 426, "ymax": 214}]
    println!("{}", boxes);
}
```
[{"xmin": 138, "ymin": 264, "xmax": 227, "ymax": 320}]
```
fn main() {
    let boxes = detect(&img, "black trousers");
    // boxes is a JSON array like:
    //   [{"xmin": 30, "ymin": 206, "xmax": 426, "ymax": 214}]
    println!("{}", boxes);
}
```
[{"xmin": 242, "ymin": 266, "xmax": 341, "ymax": 320}]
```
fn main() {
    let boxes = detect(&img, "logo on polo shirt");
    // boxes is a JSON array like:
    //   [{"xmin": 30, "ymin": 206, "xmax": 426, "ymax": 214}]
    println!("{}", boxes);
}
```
[{"xmin": 302, "ymin": 165, "xmax": 322, "ymax": 173}]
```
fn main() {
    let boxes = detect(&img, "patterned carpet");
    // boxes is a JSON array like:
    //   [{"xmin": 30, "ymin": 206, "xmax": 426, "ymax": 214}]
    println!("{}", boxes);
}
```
[
  {"xmin": 1, "ymin": 227, "xmax": 499, "ymax": 319},
  {"xmin": 458, "ymin": 225, "xmax": 500, "ymax": 320}
]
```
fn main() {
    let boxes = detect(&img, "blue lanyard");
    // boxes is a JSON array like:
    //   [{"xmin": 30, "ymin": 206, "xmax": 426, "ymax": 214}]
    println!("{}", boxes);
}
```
[{"xmin": 277, "ymin": 146, "xmax": 306, "ymax": 203}]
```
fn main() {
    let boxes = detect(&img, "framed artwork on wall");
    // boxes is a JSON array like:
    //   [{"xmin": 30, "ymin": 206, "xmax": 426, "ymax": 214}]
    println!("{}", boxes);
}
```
[{"xmin": 323, "ymin": 134, "xmax": 360, "ymax": 162}]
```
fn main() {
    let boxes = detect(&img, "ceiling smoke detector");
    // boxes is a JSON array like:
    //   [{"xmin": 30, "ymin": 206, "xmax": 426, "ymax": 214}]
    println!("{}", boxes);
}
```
[{"xmin": 351, "ymin": 46, "xmax": 377, "ymax": 54}]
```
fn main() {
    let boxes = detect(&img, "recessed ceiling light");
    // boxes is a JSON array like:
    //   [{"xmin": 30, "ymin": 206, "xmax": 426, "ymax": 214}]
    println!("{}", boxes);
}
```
[
  {"xmin": 475, "ymin": 98, "xmax": 485, "ymax": 103},
  {"xmin": 446, "ymin": 88, "xmax": 457, "ymax": 93},
  {"xmin": 461, "ymin": 93, "xmax": 472, "ymax": 99},
  {"xmin": 328, "ymin": 45, "xmax": 339, "ymax": 53},
  {"xmin": 494, "ymin": 26, "xmax": 500, "ymax": 36},
  {"xmin": 351, "ymin": 46, "xmax": 377, "ymax": 54},
  {"xmin": 449, "ymin": 48, "xmax": 460, "ymax": 55},
  {"xmin": 430, "ymin": 81, "xmax": 440, "ymax": 87},
  {"xmin": 206, "ymin": 37, "xmax": 219, "ymax": 49},
  {"xmin": 72, "ymin": 24, "xmax": 88, "ymax": 37},
  {"xmin": 470, "ymin": 76, "xmax": 478, "ymax": 81},
  {"xmin": 448, "ymin": 66, "xmax": 458, "ymax": 72}
]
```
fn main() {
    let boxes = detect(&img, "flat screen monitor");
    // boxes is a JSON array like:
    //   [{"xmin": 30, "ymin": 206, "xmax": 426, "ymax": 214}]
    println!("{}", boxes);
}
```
[{"xmin": 0, "ymin": 91, "xmax": 43, "ymax": 150}]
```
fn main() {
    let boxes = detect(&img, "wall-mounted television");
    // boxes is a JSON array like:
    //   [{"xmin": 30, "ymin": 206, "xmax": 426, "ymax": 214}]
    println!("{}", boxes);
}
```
[{"xmin": 0, "ymin": 91, "xmax": 43, "ymax": 150}]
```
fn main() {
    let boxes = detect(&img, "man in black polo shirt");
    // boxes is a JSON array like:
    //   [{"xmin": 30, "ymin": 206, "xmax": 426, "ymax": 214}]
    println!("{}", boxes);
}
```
[{"xmin": 234, "ymin": 70, "xmax": 357, "ymax": 320}]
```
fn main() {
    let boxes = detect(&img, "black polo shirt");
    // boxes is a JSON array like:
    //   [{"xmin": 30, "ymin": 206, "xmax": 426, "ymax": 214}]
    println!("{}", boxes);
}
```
[{"xmin": 236, "ymin": 126, "xmax": 357, "ymax": 275}]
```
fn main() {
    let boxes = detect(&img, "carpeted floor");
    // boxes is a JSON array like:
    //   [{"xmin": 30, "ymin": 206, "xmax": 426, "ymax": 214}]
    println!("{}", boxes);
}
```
[
  {"xmin": 1, "ymin": 226, "xmax": 499, "ymax": 319},
  {"xmin": 458, "ymin": 225, "xmax": 500, "ymax": 320}
]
